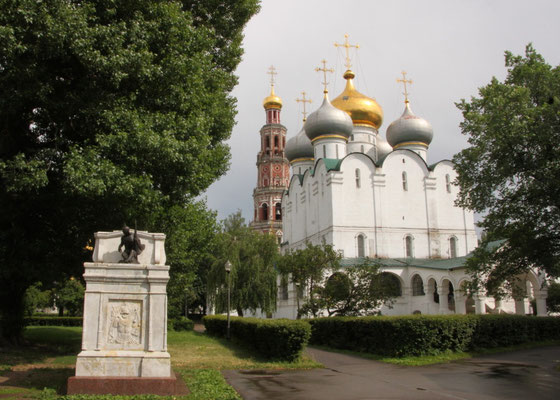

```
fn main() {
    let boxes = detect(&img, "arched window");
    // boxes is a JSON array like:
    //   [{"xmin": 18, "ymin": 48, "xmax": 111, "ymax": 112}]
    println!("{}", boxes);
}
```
[
  {"xmin": 355, "ymin": 168, "xmax": 361, "ymax": 188},
  {"xmin": 262, "ymin": 203, "xmax": 268, "ymax": 220},
  {"xmin": 265, "ymin": 136, "xmax": 270, "ymax": 149},
  {"xmin": 449, "ymin": 236, "xmax": 457, "ymax": 258},
  {"xmin": 381, "ymin": 273, "xmax": 402, "ymax": 296},
  {"xmin": 445, "ymin": 174, "xmax": 451, "ymax": 193},
  {"xmin": 357, "ymin": 234, "xmax": 365, "ymax": 257},
  {"xmin": 275, "ymin": 202, "xmax": 282, "ymax": 220},
  {"xmin": 412, "ymin": 275, "xmax": 425, "ymax": 296},
  {"xmin": 402, "ymin": 171, "xmax": 408, "ymax": 191},
  {"xmin": 405, "ymin": 235, "xmax": 413, "ymax": 258}
]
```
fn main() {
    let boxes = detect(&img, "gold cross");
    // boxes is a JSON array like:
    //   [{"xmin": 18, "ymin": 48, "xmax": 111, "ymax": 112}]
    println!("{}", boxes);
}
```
[
  {"xmin": 396, "ymin": 71, "xmax": 413, "ymax": 103},
  {"xmin": 334, "ymin": 34, "xmax": 359, "ymax": 70},
  {"xmin": 315, "ymin": 60, "xmax": 334, "ymax": 94},
  {"xmin": 267, "ymin": 65, "xmax": 277, "ymax": 87},
  {"xmin": 296, "ymin": 91, "xmax": 313, "ymax": 121}
]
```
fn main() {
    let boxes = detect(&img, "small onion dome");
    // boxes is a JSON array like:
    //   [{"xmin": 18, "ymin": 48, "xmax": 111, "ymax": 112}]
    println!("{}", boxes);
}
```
[
  {"xmin": 263, "ymin": 85, "xmax": 282, "ymax": 109},
  {"xmin": 305, "ymin": 94, "xmax": 353, "ymax": 142},
  {"xmin": 285, "ymin": 126, "xmax": 314, "ymax": 162},
  {"xmin": 386, "ymin": 102, "xmax": 433, "ymax": 149},
  {"xmin": 331, "ymin": 70, "xmax": 383, "ymax": 129},
  {"xmin": 376, "ymin": 136, "xmax": 393, "ymax": 159}
]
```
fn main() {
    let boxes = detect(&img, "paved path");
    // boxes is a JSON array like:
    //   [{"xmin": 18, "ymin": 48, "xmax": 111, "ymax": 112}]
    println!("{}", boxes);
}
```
[{"xmin": 223, "ymin": 346, "xmax": 560, "ymax": 400}]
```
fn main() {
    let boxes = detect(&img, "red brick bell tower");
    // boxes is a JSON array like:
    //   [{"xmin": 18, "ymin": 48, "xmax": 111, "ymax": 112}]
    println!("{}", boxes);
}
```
[{"xmin": 250, "ymin": 66, "xmax": 290, "ymax": 243}]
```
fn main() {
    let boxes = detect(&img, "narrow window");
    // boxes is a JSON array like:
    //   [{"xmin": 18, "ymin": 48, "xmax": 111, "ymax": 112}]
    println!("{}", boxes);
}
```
[
  {"xmin": 275, "ymin": 203, "xmax": 282, "ymax": 220},
  {"xmin": 298, "ymin": 167, "xmax": 301, "ymax": 174},
  {"xmin": 361, "ymin": 145, "xmax": 364, "ymax": 153},
  {"xmin": 323, "ymin": 145, "xmax": 326, "ymax": 158},
  {"xmin": 405, "ymin": 235, "xmax": 413, "ymax": 258},
  {"xmin": 445, "ymin": 174, "xmax": 451, "ymax": 193},
  {"xmin": 412, "ymin": 275, "xmax": 425, "ymax": 296},
  {"xmin": 355, "ymin": 168, "xmax": 361, "ymax": 188},
  {"xmin": 336, "ymin": 144, "xmax": 339, "ymax": 158},
  {"xmin": 262, "ymin": 203, "xmax": 268, "ymax": 220},
  {"xmin": 402, "ymin": 171, "xmax": 408, "ymax": 191},
  {"xmin": 357, "ymin": 234, "xmax": 365, "ymax": 257},
  {"xmin": 450, "ymin": 236, "xmax": 457, "ymax": 258},
  {"xmin": 265, "ymin": 136, "xmax": 270, "ymax": 149},
  {"xmin": 274, "ymin": 135, "xmax": 279, "ymax": 148}
]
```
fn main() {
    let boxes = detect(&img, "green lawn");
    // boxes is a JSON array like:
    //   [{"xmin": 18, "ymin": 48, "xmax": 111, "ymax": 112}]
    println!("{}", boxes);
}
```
[{"xmin": 0, "ymin": 326, "xmax": 320, "ymax": 400}]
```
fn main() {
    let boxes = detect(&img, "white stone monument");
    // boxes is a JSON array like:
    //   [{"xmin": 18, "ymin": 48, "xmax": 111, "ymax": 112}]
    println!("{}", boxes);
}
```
[{"xmin": 68, "ymin": 229, "xmax": 180, "ymax": 395}]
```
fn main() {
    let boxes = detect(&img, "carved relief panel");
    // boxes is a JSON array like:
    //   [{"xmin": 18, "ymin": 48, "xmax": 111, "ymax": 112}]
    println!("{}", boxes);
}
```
[{"xmin": 106, "ymin": 300, "xmax": 142, "ymax": 348}]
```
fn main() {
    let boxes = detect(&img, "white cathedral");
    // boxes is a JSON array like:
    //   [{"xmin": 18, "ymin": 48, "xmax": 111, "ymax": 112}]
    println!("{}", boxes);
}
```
[{"xmin": 246, "ymin": 44, "xmax": 548, "ymax": 319}]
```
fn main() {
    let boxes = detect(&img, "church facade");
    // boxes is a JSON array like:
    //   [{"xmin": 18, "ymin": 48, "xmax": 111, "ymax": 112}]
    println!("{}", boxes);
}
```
[{"xmin": 248, "ymin": 41, "xmax": 548, "ymax": 318}]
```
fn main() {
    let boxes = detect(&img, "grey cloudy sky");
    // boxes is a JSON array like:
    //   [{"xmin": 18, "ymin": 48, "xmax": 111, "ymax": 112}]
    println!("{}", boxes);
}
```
[{"xmin": 202, "ymin": 0, "xmax": 560, "ymax": 223}]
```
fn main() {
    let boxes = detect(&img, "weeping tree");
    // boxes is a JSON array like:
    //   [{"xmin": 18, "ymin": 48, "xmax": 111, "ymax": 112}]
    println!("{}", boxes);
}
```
[{"xmin": 207, "ymin": 211, "xmax": 278, "ymax": 317}]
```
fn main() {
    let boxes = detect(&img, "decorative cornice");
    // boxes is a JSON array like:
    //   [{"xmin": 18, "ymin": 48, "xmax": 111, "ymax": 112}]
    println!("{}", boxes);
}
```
[{"xmin": 311, "ymin": 134, "xmax": 349, "ymax": 143}]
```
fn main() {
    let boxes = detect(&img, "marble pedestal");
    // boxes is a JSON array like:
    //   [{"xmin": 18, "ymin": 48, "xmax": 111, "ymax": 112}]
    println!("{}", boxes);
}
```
[{"xmin": 68, "ymin": 230, "xmax": 180, "ymax": 395}]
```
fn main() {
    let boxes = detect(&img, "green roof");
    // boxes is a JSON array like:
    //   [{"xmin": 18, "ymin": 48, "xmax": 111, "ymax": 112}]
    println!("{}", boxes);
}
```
[
  {"xmin": 340, "ymin": 240, "xmax": 506, "ymax": 271},
  {"xmin": 322, "ymin": 158, "xmax": 343, "ymax": 172}
]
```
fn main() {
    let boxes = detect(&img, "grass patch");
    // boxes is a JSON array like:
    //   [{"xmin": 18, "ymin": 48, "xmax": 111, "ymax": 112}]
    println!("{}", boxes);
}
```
[
  {"xmin": 179, "ymin": 369, "xmax": 240, "ymax": 400},
  {"xmin": 313, "ymin": 339, "xmax": 560, "ymax": 366},
  {"xmin": 168, "ymin": 330, "xmax": 321, "ymax": 370},
  {"xmin": 0, "ymin": 326, "xmax": 319, "ymax": 399}
]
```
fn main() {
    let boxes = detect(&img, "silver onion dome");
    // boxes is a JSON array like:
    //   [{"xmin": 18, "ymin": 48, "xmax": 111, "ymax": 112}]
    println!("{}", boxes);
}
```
[
  {"xmin": 285, "ymin": 126, "xmax": 314, "ymax": 162},
  {"xmin": 376, "ymin": 136, "xmax": 393, "ymax": 159},
  {"xmin": 386, "ymin": 102, "xmax": 433, "ymax": 148},
  {"xmin": 305, "ymin": 95, "xmax": 353, "ymax": 142}
]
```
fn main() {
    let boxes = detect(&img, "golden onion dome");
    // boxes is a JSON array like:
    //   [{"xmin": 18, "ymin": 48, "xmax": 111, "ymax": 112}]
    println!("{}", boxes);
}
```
[
  {"xmin": 331, "ymin": 70, "xmax": 383, "ymax": 129},
  {"xmin": 263, "ymin": 85, "xmax": 283, "ymax": 109}
]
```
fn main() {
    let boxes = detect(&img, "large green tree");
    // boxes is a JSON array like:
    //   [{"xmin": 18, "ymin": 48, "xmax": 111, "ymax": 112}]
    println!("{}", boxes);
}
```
[
  {"xmin": 207, "ymin": 211, "xmax": 278, "ymax": 317},
  {"xmin": 278, "ymin": 243, "xmax": 341, "ymax": 318},
  {"xmin": 0, "ymin": 0, "xmax": 259, "ymax": 342},
  {"xmin": 454, "ymin": 44, "xmax": 560, "ymax": 292}
]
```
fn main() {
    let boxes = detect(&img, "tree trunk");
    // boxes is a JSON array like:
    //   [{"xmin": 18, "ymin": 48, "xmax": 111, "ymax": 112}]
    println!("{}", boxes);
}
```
[
  {"xmin": 0, "ymin": 285, "xmax": 26, "ymax": 345},
  {"xmin": 236, "ymin": 308, "xmax": 244, "ymax": 317}
]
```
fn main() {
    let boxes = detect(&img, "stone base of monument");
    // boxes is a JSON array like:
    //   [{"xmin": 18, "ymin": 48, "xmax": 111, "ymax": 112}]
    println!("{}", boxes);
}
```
[
  {"xmin": 68, "ymin": 230, "xmax": 187, "ymax": 395},
  {"xmin": 67, "ymin": 371, "xmax": 189, "ymax": 396}
]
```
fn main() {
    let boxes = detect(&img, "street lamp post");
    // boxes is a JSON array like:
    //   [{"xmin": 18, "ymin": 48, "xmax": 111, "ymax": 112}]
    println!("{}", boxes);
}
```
[
  {"xmin": 295, "ymin": 282, "xmax": 300, "ymax": 319},
  {"xmin": 225, "ymin": 260, "xmax": 232, "ymax": 339}
]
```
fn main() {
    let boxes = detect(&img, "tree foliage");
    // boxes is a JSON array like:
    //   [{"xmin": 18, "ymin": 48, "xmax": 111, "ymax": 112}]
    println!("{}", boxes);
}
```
[
  {"xmin": 207, "ymin": 211, "xmax": 278, "ymax": 316},
  {"xmin": 278, "ymin": 243, "xmax": 341, "ymax": 318},
  {"xmin": 0, "ymin": 0, "xmax": 260, "ymax": 342},
  {"xmin": 453, "ymin": 44, "xmax": 560, "ymax": 291}
]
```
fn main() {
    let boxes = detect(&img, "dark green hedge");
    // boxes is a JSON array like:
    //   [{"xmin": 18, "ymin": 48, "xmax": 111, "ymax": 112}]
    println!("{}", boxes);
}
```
[
  {"xmin": 168, "ymin": 316, "xmax": 194, "ymax": 331},
  {"xmin": 203, "ymin": 315, "xmax": 310, "ymax": 361},
  {"xmin": 24, "ymin": 316, "xmax": 83, "ymax": 327},
  {"xmin": 309, "ymin": 314, "xmax": 560, "ymax": 357}
]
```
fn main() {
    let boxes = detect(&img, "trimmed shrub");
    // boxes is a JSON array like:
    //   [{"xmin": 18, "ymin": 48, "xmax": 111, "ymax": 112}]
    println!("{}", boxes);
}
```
[
  {"xmin": 24, "ymin": 316, "xmax": 83, "ymax": 327},
  {"xmin": 203, "ymin": 315, "xmax": 310, "ymax": 361},
  {"xmin": 170, "ymin": 316, "xmax": 195, "ymax": 331},
  {"xmin": 309, "ymin": 314, "xmax": 560, "ymax": 357}
]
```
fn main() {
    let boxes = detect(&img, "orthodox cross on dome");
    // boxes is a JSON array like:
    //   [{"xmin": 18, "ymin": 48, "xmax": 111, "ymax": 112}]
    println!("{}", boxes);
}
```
[
  {"xmin": 334, "ymin": 33, "xmax": 359, "ymax": 70},
  {"xmin": 397, "ymin": 71, "xmax": 413, "ymax": 103},
  {"xmin": 267, "ymin": 65, "xmax": 277, "ymax": 88},
  {"xmin": 296, "ymin": 91, "xmax": 312, "ymax": 121},
  {"xmin": 315, "ymin": 59, "xmax": 334, "ymax": 94}
]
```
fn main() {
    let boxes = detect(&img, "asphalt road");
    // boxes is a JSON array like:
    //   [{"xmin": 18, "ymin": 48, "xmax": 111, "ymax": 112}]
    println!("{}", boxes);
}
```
[{"xmin": 222, "ymin": 346, "xmax": 560, "ymax": 400}]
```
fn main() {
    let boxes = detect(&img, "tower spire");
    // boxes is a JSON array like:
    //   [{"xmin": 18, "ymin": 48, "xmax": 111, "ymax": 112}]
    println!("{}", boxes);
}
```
[
  {"xmin": 296, "ymin": 91, "xmax": 312, "ymax": 122},
  {"xmin": 315, "ymin": 59, "xmax": 334, "ymax": 95},
  {"xmin": 334, "ymin": 33, "xmax": 359, "ymax": 71},
  {"xmin": 396, "ymin": 71, "xmax": 413, "ymax": 104}
]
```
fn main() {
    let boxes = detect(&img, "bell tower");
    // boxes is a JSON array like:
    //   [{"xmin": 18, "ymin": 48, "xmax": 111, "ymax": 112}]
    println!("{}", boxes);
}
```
[{"xmin": 250, "ymin": 66, "xmax": 290, "ymax": 243}]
